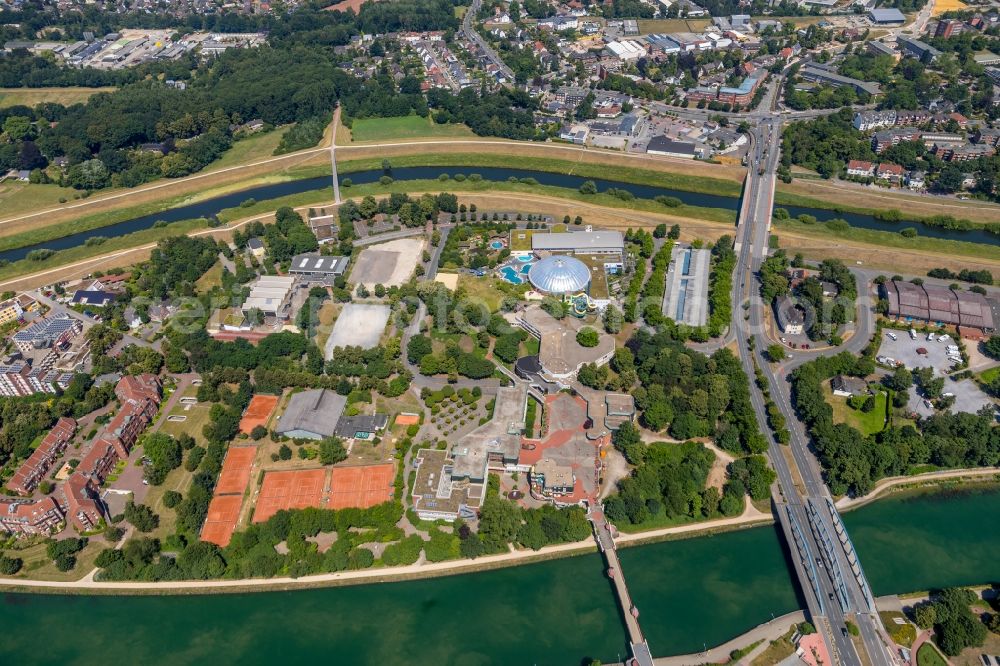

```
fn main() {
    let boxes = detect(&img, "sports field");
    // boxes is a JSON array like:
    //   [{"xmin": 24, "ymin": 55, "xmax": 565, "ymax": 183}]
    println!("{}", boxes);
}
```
[
  {"xmin": 201, "ymin": 495, "xmax": 244, "ymax": 547},
  {"xmin": 253, "ymin": 469, "xmax": 328, "ymax": 523},
  {"xmin": 215, "ymin": 446, "xmax": 258, "ymax": 495},
  {"xmin": 347, "ymin": 115, "xmax": 474, "ymax": 142},
  {"xmin": 0, "ymin": 86, "xmax": 116, "ymax": 109},
  {"xmin": 328, "ymin": 464, "xmax": 395, "ymax": 509},
  {"xmin": 239, "ymin": 394, "xmax": 279, "ymax": 434}
]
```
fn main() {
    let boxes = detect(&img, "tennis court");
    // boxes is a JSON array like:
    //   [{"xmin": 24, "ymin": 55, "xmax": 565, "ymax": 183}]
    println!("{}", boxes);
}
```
[
  {"xmin": 201, "ymin": 495, "xmax": 244, "ymax": 547},
  {"xmin": 239, "ymin": 394, "xmax": 279, "ymax": 434},
  {"xmin": 215, "ymin": 446, "xmax": 257, "ymax": 496},
  {"xmin": 394, "ymin": 413, "xmax": 420, "ymax": 427},
  {"xmin": 253, "ymin": 469, "xmax": 328, "ymax": 523},
  {"xmin": 328, "ymin": 464, "xmax": 395, "ymax": 509}
]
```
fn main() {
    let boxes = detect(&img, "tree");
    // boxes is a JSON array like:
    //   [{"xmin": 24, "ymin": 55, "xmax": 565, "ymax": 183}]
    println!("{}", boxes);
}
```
[
  {"xmin": 0, "ymin": 553, "xmax": 22, "ymax": 575},
  {"xmin": 667, "ymin": 224, "xmax": 681, "ymax": 240},
  {"xmin": 163, "ymin": 490, "xmax": 182, "ymax": 509},
  {"xmin": 603, "ymin": 304, "xmax": 623, "ymax": 334},
  {"xmin": 250, "ymin": 425, "xmax": 268, "ymax": 440},
  {"xmin": 576, "ymin": 327, "xmax": 600, "ymax": 348},
  {"xmin": 319, "ymin": 437, "xmax": 347, "ymax": 465},
  {"xmin": 983, "ymin": 336, "xmax": 1000, "ymax": 360},
  {"xmin": 653, "ymin": 224, "xmax": 667, "ymax": 238},
  {"xmin": 477, "ymin": 496, "xmax": 522, "ymax": 552},
  {"xmin": 278, "ymin": 444, "xmax": 292, "ymax": 460},
  {"xmin": 612, "ymin": 422, "xmax": 644, "ymax": 464},
  {"xmin": 766, "ymin": 344, "xmax": 786, "ymax": 362},
  {"xmin": 124, "ymin": 501, "xmax": 160, "ymax": 533}
]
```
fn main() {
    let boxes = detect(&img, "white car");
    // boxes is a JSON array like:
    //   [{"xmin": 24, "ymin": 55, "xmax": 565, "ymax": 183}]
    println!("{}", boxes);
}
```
[
  {"xmin": 927, "ymin": 333, "xmax": 936, "ymax": 341},
  {"xmin": 909, "ymin": 329, "xmax": 917, "ymax": 340},
  {"xmin": 942, "ymin": 392, "xmax": 955, "ymax": 398},
  {"xmin": 886, "ymin": 332, "xmax": 898, "ymax": 341},
  {"xmin": 938, "ymin": 334, "xmax": 951, "ymax": 342}
]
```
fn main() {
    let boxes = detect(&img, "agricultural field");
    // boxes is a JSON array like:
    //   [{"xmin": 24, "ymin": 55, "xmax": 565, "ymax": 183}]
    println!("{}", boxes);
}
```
[{"xmin": 0, "ymin": 86, "xmax": 116, "ymax": 108}]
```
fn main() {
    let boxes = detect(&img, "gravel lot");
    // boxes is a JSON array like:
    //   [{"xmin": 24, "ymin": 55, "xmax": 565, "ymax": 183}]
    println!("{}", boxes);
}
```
[{"xmin": 325, "ymin": 303, "xmax": 390, "ymax": 356}]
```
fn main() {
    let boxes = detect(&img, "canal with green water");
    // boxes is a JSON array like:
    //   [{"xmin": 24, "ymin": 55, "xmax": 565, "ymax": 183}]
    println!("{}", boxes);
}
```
[{"xmin": 2, "ymin": 485, "xmax": 997, "ymax": 665}]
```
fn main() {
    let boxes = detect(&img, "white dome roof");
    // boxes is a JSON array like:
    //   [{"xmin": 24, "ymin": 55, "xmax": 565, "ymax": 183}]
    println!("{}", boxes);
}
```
[{"xmin": 528, "ymin": 255, "xmax": 590, "ymax": 294}]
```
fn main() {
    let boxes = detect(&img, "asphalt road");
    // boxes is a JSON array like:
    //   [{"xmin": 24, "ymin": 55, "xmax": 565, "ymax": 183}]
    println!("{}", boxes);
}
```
[{"xmin": 731, "ymin": 123, "xmax": 898, "ymax": 666}]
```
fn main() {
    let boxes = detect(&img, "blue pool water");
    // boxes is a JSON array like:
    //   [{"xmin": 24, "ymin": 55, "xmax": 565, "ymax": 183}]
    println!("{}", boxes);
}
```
[
  {"xmin": 500, "ymin": 266, "xmax": 523, "ymax": 284},
  {"xmin": 500, "ymin": 261, "xmax": 534, "ymax": 284},
  {"xmin": 490, "ymin": 240, "xmax": 504, "ymax": 250},
  {"xmin": 516, "ymin": 255, "xmax": 533, "ymax": 262}
]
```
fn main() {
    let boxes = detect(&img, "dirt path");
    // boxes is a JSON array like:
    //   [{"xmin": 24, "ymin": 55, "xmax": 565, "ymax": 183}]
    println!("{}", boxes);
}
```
[
  {"xmin": 653, "ymin": 610, "xmax": 805, "ymax": 665},
  {"xmin": 835, "ymin": 467, "xmax": 1000, "ymax": 511}
]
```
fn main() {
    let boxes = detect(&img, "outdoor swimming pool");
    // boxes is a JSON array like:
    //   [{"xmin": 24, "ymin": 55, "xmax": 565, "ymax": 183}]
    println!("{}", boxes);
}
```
[
  {"xmin": 490, "ymin": 240, "xmax": 505, "ymax": 250},
  {"xmin": 516, "ymin": 255, "xmax": 533, "ymax": 262},
  {"xmin": 499, "ymin": 262, "xmax": 534, "ymax": 284}
]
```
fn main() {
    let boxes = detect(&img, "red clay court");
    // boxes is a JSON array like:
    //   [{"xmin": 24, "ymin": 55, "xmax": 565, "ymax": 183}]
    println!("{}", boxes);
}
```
[
  {"xmin": 328, "ymin": 464, "xmax": 395, "ymax": 509},
  {"xmin": 253, "ymin": 469, "xmax": 328, "ymax": 523},
  {"xmin": 215, "ymin": 446, "xmax": 257, "ymax": 496},
  {"xmin": 201, "ymin": 494, "xmax": 244, "ymax": 547},
  {"xmin": 239, "ymin": 394, "xmax": 279, "ymax": 434},
  {"xmin": 394, "ymin": 413, "xmax": 420, "ymax": 427}
]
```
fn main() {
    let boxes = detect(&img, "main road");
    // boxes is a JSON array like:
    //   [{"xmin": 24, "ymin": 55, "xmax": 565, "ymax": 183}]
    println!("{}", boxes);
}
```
[{"xmin": 731, "ymin": 122, "xmax": 897, "ymax": 666}]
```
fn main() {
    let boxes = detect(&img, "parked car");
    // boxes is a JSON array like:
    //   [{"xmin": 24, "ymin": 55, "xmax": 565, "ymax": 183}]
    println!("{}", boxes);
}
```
[{"xmin": 886, "ymin": 332, "xmax": 898, "ymax": 341}]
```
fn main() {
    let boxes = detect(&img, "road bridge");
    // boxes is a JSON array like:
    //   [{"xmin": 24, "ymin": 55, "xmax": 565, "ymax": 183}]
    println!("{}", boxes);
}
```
[
  {"xmin": 731, "ymin": 123, "xmax": 898, "ymax": 666},
  {"xmin": 589, "ymin": 505, "xmax": 654, "ymax": 666}
]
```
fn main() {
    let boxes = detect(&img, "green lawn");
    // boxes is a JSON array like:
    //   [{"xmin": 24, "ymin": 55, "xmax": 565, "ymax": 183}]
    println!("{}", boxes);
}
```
[
  {"xmin": 917, "ymin": 643, "xmax": 948, "ymax": 666},
  {"xmin": 207, "ymin": 126, "xmax": 290, "ymax": 171},
  {"xmin": 348, "ymin": 115, "xmax": 475, "ymax": 142},
  {"xmin": 979, "ymin": 366, "xmax": 1000, "ymax": 384},
  {"xmin": 825, "ymin": 383, "xmax": 888, "ymax": 436}
]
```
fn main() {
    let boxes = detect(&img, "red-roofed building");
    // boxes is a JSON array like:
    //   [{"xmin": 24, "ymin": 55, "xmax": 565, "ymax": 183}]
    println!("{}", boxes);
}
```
[
  {"xmin": 846, "ymin": 160, "xmax": 875, "ymax": 177},
  {"xmin": 7, "ymin": 417, "xmax": 76, "ymax": 495},
  {"xmin": 778, "ymin": 46, "xmax": 793, "ymax": 60},
  {"xmin": 876, "ymin": 162, "xmax": 904, "ymax": 182},
  {"xmin": 63, "ymin": 474, "xmax": 103, "ymax": 531},
  {"xmin": 0, "ymin": 496, "xmax": 64, "ymax": 536}
]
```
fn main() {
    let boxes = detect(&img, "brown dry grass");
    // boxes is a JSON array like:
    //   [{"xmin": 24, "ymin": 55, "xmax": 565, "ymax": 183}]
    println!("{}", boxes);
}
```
[
  {"xmin": 774, "ymin": 226, "xmax": 1000, "ymax": 275},
  {"xmin": 336, "ymin": 141, "xmax": 746, "ymax": 182},
  {"xmin": 777, "ymin": 179, "xmax": 1000, "ymax": 225}
]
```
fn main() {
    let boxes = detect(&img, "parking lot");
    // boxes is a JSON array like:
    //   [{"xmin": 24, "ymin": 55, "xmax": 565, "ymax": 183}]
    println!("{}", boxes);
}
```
[
  {"xmin": 908, "ymin": 376, "xmax": 993, "ymax": 417},
  {"xmin": 876, "ymin": 330, "xmax": 963, "ymax": 376}
]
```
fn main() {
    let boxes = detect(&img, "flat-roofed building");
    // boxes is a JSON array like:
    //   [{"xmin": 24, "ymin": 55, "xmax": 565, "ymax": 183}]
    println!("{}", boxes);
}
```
[
  {"xmin": 241, "ymin": 275, "xmax": 296, "ymax": 319},
  {"xmin": 663, "ymin": 246, "xmax": 710, "ymax": 327},
  {"xmin": 868, "ymin": 8, "xmax": 905, "ymax": 24},
  {"xmin": 12, "ymin": 315, "xmax": 82, "ymax": 354},
  {"xmin": 450, "ymin": 385, "xmax": 527, "ymax": 483},
  {"xmin": 411, "ymin": 448, "xmax": 483, "ymax": 522},
  {"xmin": 532, "ymin": 458, "xmax": 575, "ymax": 496},
  {"xmin": 604, "ymin": 393, "xmax": 636, "ymax": 430},
  {"xmin": 799, "ymin": 63, "xmax": 881, "ymax": 96},
  {"xmin": 531, "ymin": 230, "xmax": 624, "ymax": 256},
  {"xmin": 289, "ymin": 253, "xmax": 349, "ymax": 282}
]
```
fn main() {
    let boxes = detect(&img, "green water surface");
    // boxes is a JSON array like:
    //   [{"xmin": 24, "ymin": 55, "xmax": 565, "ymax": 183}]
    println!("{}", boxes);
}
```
[{"xmin": 1, "ymin": 486, "xmax": 998, "ymax": 665}]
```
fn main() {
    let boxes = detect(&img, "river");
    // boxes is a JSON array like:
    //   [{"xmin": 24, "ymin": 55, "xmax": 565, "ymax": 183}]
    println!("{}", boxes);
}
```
[
  {"xmin": 1, "ymin": 485, "xmax": 997, "ymax": 665},
  {"xmin": 2, "ymin": 165, "xmax": 995, "ymax": 264}
]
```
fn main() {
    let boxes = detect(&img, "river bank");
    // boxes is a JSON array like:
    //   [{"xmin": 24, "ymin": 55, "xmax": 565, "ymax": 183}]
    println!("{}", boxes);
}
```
[{"xmin": 0, "ymin": 485, "xmax": 997, "ymax": 664}]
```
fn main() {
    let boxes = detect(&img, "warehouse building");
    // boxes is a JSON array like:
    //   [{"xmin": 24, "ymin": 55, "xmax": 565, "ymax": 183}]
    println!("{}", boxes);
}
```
[
  {"xmin": 663, "ymin": 246, "xmax": 711, "ymax": 327},
  {"xmin": 530, "ymin": 230, "xmax": 624, "ymax": 257},
  {"xmin": 880, "ymin": 280, "xmax": 995, "ymax": 330}
]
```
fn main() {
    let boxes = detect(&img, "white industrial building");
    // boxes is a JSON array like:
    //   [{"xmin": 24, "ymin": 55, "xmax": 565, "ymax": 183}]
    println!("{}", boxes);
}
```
[{"xmin": 241, "ymin": 275, "xmax": 296, "ymax": 319}]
